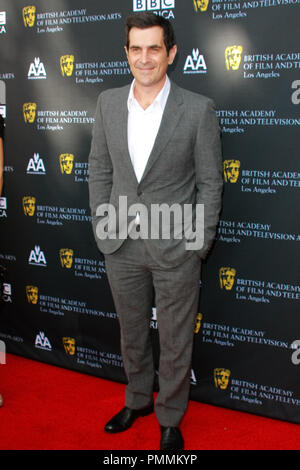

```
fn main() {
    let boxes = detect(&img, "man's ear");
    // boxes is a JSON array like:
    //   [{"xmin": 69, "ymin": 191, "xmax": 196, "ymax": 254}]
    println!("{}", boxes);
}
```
[{"xmin": 168, "ymin": 44, "xmax": 177, "ymax": 65}]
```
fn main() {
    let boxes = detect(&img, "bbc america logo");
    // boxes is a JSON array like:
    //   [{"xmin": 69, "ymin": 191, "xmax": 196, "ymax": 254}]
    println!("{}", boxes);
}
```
[
  {"xmin": 133, "ymin": 0, "xmax": 175, "ymax": 11},
  {"xmin": 0, "ymin": 11, "xmax": 6, "ymax": 34},
  {"xmin": 0, "ymin": 196, "xmax": 7, "ymax": 218}
]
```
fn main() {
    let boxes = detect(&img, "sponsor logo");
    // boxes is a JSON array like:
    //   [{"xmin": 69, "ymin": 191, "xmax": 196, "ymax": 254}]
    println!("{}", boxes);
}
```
[
  {"xmin": 190, "ymin": 369, "xmax": 197, "ymax": 386},
  {"xmin": 28, "ymin": 57, "xmax": 46, "ymax": 80},
  {"xmin": 2, "ymin": 283, "xmax": 12, "ymax": 303},
  {"xmin": 217, "ymin": 109, "xmax": 300, "ymax": 134},
  {"xmin": 23, "ymin": 103, "xmax": 94, "ymax": 130},
  {"xmin": 224, "ymin": 163, "xmax": 300, "ymax": 194},
  {"xmin": 76, "ymin": 346, "xmax": 123, "ymax": 369},
  {"xmin": 66, "ymin": 58, "xmax": 130, "ymax": 85},
  {"xmin": 59, "ymin": 153, "xmax": 74, "ymax": 174},
  {"xmin": 217, "ymin": 219, "xmax": 300, "ymax": 244},
  {"xmin": 23, "ymin": 6, "xmax": 36, "ymax": 27},
  {"xmin": 59, "ymin": 155, "xmax": 89, "ymax": 183},
  {"xmin": 225, "ymin": 49, "xmax": 300, "ymax": 79},
  {"xmin": 0, "ymin": 197, "xmax": 6, "ymax": 209},
  {"xmin": 202, "ymin": 321, "xmax": 294, "ymax": 350},
  {"xmin": 214, "ymin": 368, "xmax": 231, "ymax": 390},
  {"xmin": 183, "ymin": 49, "xmax": 207, "ymax": 74},
  {"xmin": 193, "ymin": 0, "xmax": 209, "ymax": 12},
  {"xmin": 28, "ymin": 202, "xmax": 91, "ymax": 226},
  {"xmin": 23, "ymin": 196, "xmax": 36, "ymax": 216},
  {"xmin": 194, "ymin": 313, "xmax": 203, "ymax": 334},
  {"xmin": 0, "ymin": 11, "xmax": 7, "ymax": 34},
  {"xmin": 223, "ymin": 159, "xmax": 240, "ymax": 183},
  {"xmin": 150, "ymin": 307, "xmax": 157, "ymax": 329},
  {"xmin": 26, "ymin": 153, "xmax": 46, "ymax": 175},
  {"xmin": 133, "ymin": 0, "xmax": 175, "ymax": 18},
  {"xmin": 38, "ymin": 294, "xmax": 116, "ymax": 318},
  {"xmin": 28, "ymin": 246, "xmax": 47, "ymax": 267},
  {"xmin": 63, "ymin": 337, "xmax": 76, "ymax": 356},
  {"xmin": 219, "ymin": 267, "xmax": 236, "ymax": 290},
  {"xmin": 60, "ymin": 248, "xmax": 73, "ymax": 269},
  {"xmin": 220, "ymin": 376, "xmax": 300, "ymax": 408},
  {"xmin": 23, "ymin": 7, "xmax": 121, "ymax": 34},
  {"xmin": 0, "ymin": 197, "xmax": 7, "ymax": 218},
  {"xmin": 225, "ymin": 45, "xmax": 243, "ymax": 71},
  {"xmin": 219, "ymin": 269, "xmax": 300, "ymax": 303},
  {"xmin": 26, "ymin": 285, "xmax": 38, "ymax": 304},
  {"xmin": 35, "ymin": 331, "xmax": 52, "ymax": 351},
  {"xmin": 60, "ymin": 55, "xmax": 74, "ymax": 77},
  {"xmin": 23, "ymin": 102, "xmax": 37, "ymax": 123},
  {"xmin": 199, "ymin": 0, "xmax": 300, "ymax": 21}
]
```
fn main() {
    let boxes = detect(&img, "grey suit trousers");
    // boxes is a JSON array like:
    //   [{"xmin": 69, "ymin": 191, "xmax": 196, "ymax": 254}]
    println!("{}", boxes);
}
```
[{"xmin": 104, "ymin": 237, "xmax": 201, "ymax": 427}]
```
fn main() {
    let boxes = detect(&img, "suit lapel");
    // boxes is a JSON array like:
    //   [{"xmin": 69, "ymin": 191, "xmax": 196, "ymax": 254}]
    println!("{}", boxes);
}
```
[
  {"xmin": 117, "ymin": 85, "xmax": 139, "ymax": 185},
  {"xmin": 139, "ymin": 82, "xmax": 184, "ymax": 183}
]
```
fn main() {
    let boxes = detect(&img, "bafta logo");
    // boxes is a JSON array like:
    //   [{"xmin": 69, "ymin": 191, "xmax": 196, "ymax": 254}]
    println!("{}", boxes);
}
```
[
  {"xmin": 23, "ymin": 102, "xmax": 37, "ymax": 123},
  {"xmin": 23, "ymin": 196, "xmax": 36, "ymax": 216},
  {"xmin": 22, "ymin": 6, "xmax": 36, "ymax": 27},
  {"xmin": 193, "ymin": 0, "xmax": 209, "ymax": 12},
  {"xmin": 225, "ymin": 45, "xmax": 243, "ymax": 71},
  {"xmin": 62, "ymin": 337, "xmax": 76, "ymax": 356},
  {"xmin": 194, "ymin": 313, "xmax": 203, "ymax": 334},
  {"xmin": 219, "ymin": 267, "xmax": 236, "ymax": 291},
  {"xmin": 214, "ymin": 368, "xmax": 231, "ymax": 390},
  {"xmin": 223, "ymin": 159, "xmax": 240, "ymax": 183},
  {"xmin": 26, "ymin": 285, "xmax": 38, "ymax": 304},
  {"xmin": 60, "ymin": 55, "xmax": 75, "ymax": 77},
  {"xmin": 59, "ymin": 153, "xmax": 74, "ymax": 174},
  {"xmin": 60, "ymin": 248, "xmax": 74, "ymax": 269}
]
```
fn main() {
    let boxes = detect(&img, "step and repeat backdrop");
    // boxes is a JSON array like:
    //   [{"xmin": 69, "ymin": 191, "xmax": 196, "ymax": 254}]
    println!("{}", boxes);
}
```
[{"xmin": 1, "ymin": 0, "xmax": 300, "ymax": 424}]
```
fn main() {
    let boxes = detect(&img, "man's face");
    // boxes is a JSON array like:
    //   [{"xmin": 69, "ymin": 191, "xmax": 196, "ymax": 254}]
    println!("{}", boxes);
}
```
[{"xmin": 125, "ymin": 26, "xmax": 177, "ymax": 90}]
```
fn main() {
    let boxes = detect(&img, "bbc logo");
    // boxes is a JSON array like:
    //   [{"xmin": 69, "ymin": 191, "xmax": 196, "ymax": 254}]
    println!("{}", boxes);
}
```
[
  {"xmin": 0, "ymin": 197, "xmax": 7, "ymax": 210},
  {"xmin": 0, "ymin": 11, "xmax": 6, "ymax": 25},
  {"xmin": 133, "ymin": 0, "xmax": 175, "ymax": 11}
]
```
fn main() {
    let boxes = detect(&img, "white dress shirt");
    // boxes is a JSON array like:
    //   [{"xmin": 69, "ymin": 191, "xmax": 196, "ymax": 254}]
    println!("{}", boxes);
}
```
[{"xmin": 127, "ymin": 76, "xmax": 171, "ymax": 183}]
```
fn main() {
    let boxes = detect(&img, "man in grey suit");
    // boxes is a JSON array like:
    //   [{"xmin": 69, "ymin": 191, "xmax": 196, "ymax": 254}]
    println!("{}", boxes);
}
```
[{"xmin": 88, "ymin": 12, "xmax": 223, "ymax": 450}]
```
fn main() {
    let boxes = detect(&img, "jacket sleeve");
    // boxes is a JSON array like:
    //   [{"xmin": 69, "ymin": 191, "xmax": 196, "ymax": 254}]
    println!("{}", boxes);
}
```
[
  {"xmin": 88, "ymin": 93, "xmax": 113, "ymax": 241},
  {"xmin": 194, "ymin": 98, "xmax": 223, "ymax": 259}
]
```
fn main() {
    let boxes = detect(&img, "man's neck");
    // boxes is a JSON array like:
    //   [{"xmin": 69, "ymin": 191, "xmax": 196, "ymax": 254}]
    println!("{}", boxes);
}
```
[{"xmin": 133, "ymin": 76, "xmax": 167, "ymax": 110}]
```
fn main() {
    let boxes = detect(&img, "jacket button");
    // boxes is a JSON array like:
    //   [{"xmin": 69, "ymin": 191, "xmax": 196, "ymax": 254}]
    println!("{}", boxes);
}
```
[{"xmin": 137, "ymin": 189, "xmax": 143, "ymax": 196}]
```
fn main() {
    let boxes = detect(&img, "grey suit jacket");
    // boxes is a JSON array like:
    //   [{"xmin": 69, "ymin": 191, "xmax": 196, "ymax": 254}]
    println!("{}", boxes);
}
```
[{"xmin": 88, "ymin": 80, "xmax": 223, "ymax": 267}]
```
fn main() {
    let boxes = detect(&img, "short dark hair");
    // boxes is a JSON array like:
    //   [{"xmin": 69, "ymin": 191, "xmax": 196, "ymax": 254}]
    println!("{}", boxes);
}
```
[{"xmin": 125, "ymin": 12, "xmax": 175, "ymax": 55}]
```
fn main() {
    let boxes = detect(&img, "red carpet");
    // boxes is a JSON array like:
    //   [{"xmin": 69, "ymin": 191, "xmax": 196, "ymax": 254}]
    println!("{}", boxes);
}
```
[{"xmin": 0, "ymin": 353, "xmax": 300, "ymax": 450}]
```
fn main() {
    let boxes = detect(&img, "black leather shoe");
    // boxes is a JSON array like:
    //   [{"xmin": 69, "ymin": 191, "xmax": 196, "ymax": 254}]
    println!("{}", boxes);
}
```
[
  {"xmin": 160, "ymin": 426, "xmax": 184, "ymax": 451},
  {"xmin": 104, "ymin": 405, "xmax": 154, "ymax": 433}
]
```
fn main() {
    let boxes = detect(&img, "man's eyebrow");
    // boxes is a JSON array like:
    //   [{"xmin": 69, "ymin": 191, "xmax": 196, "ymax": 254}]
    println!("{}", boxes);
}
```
[{"xmin": 129, "ymin": 44, "xmax": 162, "ymax": 49}]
